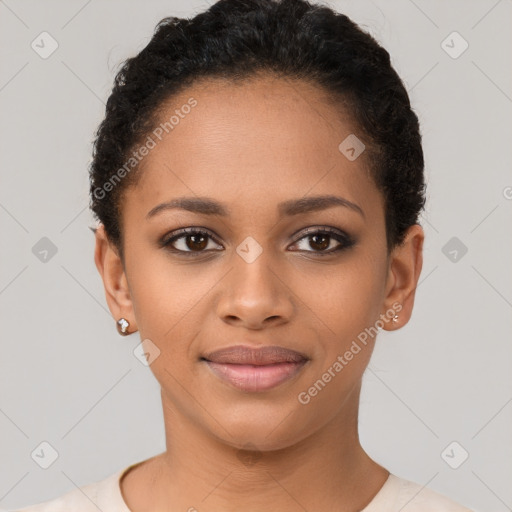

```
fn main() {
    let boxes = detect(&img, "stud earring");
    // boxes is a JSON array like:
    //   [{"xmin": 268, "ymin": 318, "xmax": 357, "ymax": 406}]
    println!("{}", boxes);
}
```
[
  {"xmin": 392, "ymin": 314, "xmax": 399, "ymax": 323},
  {"xmin": 117, "ymin": 318, "xmax": 130, "ymax": 336}
]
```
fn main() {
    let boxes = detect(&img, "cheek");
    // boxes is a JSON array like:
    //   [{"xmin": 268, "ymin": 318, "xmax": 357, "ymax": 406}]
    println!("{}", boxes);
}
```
[
  {"xmin": 296, "ymin": 271, "xmax": 382, "ymax": 413},
  {"xmin": 125, "ymin": 246, "xmax": 214, "ymax": 369},
  {"xmin": 124, "ymin": 244, "xmax": 184, "ymax": 338},
  {"xmin": 307, "ymin": 261, "xmax": 386, "ymax": 339}
]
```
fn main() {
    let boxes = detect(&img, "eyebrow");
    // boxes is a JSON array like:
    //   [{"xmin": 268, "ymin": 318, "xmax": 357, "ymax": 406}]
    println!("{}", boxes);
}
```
[{"xmin": 146, "ymin": 194, "xmax": 365, "ymax": 220}]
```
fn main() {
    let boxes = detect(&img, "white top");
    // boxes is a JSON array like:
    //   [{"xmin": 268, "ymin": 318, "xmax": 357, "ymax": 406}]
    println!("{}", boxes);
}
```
[{"xmin": 9, "ymin": 462, "xmax": 475, "ymax": 512}]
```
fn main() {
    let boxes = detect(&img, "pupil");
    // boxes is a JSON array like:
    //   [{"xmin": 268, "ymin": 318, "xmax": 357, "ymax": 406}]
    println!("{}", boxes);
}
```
[
  {"xmin": 187, "ymin": 234, "xmax": 207, "ymax": 251},
  {"xmin": 311, "ymin": 234, "xmax": 329, "ymax": 251}
]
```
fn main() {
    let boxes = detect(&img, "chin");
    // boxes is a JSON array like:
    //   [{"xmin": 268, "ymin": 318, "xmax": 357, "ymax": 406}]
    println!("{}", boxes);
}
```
[{"xmin": 207, "ymin": 410, "xmax": 312, "ymax": 453}]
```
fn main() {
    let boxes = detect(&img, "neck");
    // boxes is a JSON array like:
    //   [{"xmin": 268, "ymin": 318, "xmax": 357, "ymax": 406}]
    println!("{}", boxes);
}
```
[{"xmin": 122, "ymin": 381, "xmax": 389, "ymax": 512}]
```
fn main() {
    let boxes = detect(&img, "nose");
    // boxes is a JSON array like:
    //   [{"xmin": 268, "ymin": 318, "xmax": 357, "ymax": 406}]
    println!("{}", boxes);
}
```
[{"xmin": 216, "ymin": 248, "xmax": 294, "ymax": 330}]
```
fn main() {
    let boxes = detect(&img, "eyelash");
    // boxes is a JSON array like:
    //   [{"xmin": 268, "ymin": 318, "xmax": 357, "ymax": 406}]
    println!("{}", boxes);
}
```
[{"xmin": 160, "ymin": 226, "xmax": 355, "ymax": 257}]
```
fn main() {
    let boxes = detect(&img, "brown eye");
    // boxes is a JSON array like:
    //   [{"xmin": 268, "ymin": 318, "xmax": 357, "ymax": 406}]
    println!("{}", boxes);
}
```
[
  {"xmin": 308, "ymin": 233, "xmax": 330, "ymax": 251},
  {"xmin": 162, "ymin": 228, "xmax": 223, "ymax": 254},
  {"xmin": 290, "ymin": 227, "xmax": 355, "ymax": 255},
  {"xmin": 184, "ymin": 233, "xmax": 208, "ymax": 251}
]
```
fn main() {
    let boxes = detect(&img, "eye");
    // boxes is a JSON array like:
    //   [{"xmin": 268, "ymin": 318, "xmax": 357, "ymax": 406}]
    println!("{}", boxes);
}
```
[
  {"xmin": 289, "ymin": 227, "xmax": 355, "ymax": 255},
  {"xmin": 160, "ymin": 226, "xmax": 355, "ymax": 257},
  {"xmin": 161, "ymin": 228, "xmax": 223, "ymax": 255}
]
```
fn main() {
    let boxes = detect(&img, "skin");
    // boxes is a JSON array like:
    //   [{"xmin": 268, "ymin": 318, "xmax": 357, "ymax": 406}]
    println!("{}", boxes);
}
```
[{"xmin": 94, "ymin": 74, "xmax": 424, "ymax": 512}]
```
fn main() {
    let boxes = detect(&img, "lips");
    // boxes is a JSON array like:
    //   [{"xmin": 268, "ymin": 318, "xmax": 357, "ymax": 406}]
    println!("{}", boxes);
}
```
[
  {"xmin": 202, "ymin": 345, "xmax": 308, "ymax": 365},
  {"xmin": 201, "ymin": 345, "xmax": 309, "ymax": 392}
]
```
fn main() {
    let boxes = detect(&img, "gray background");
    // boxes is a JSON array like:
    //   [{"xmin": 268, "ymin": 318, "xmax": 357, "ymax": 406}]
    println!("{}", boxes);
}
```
[{"xmin": 0, "ymin": 0, "xmax": 511, "ymax": 511}]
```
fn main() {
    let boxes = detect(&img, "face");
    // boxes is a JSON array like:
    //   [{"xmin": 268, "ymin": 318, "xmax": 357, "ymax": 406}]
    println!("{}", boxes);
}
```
[{"xmin": 96, "ymin": 74, "xmax": 423, "ymax": 451}]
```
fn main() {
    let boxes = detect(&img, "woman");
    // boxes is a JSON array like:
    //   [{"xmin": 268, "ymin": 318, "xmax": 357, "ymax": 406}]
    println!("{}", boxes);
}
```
[{"xmin": 15, "ymin": 0, "xmax": 474, "ymax": 510}]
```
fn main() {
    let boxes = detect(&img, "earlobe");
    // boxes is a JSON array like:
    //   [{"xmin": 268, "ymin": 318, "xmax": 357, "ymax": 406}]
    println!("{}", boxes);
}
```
[
  {"xmin": 94, "ymin": 224, "xmax": 138, "ymax": 334},
  {"xmin": 381, "ymin": 224, "xmax": 424, "ymax": 331}
]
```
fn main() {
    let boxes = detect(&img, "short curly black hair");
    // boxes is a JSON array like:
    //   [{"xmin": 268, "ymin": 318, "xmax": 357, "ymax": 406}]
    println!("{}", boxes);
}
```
[{"xmin": 89, "ymin": 0, "xmax": 425, "ymax": 261}]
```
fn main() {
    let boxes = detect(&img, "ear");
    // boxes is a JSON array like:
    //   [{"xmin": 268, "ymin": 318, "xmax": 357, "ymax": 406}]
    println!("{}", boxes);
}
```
[
  {"xmin": 94, "ymin": 224, "xmax": 138, "ymax": 334},
  {"xmin": 381, "ymin": 224, "xmax": 424, "ymax": 331}
]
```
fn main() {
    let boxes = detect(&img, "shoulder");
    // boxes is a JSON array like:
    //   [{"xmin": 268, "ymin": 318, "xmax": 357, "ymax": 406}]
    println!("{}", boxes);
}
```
[
  {"xmin": 393, "ymin": 475, "xmax": 475, "ymax": 512},
  {"xmin": 7, "ymin": 467, "xmax": 129, "ymax": 512}
]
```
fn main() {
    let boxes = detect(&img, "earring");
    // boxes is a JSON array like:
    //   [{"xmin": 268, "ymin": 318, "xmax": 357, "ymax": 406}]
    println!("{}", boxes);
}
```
[
  {"xmin": 117, "ymin": 318, "xmax": 130, "ymax": 336},
  {"xmin": 392, "ymin": 314, "xmax": 399, "ymax": 323}
]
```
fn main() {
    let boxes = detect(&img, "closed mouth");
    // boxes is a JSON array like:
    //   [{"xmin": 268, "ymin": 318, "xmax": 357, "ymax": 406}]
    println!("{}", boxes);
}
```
[{"xmin": 201, "ymin": 344, "xmax": 309, "ymax": 365}]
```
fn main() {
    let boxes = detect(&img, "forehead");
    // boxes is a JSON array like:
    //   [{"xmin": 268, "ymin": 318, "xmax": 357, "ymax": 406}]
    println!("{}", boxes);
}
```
[{"xmin": 123, "ymin": 74, "xmax": 381, "ymax": 221}]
